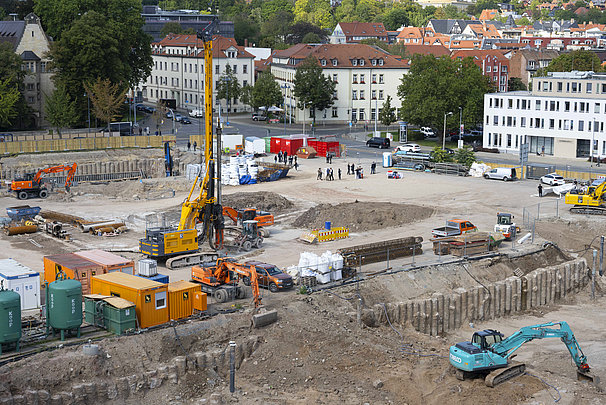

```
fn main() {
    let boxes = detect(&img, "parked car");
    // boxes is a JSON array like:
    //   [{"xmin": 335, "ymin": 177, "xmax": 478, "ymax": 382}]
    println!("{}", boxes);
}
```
[
  {"xmin": 484, "ymin": 167, "xmax": 517, "ymax": 181},
  {"xmin": 181, "ymin": 117, "xmax": 191, "ymax": 124},
  {"xmin": 135, "ymin": 104, "xmax": 146, "ymax": 111},
  {"xmin": 366, "ymin": 137, "xmax": 390, "ymax": 149},
  {"xmin": 252, "ymin": 113, "xmax": 267, "ymax": 121},
  {"xmin": 174, "ymin": 113, "xmax": 183, "ymax": 122},
  {"xmin": 420, "ymin": 127, "xmax": 436, "ymax": 138},
  {"xmin": 395, "ymin": 143, "xmax": 421, "ymax": 153},
  {"xmin": 166, "ymin": 111, "xmax": 173, "ymax": 119},
  {"xmin": 541, "ymin": 173, "xmax": 565, "ymax": 186},
  {"xmin": 189, "ymin": 109, "xmax": 203, "ymax": 118},
  {"xmin": 144, "ymin": 106, "xmax": 156, "ymax": 114},
  {"xmin": 244, "ymin": 261, "xmax": 293, "ymax": 292}
]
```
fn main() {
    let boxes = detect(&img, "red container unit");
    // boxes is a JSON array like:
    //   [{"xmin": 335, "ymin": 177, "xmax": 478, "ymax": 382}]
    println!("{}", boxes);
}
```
[
  {"xmin": 271, "ymin": 137, "xmax": 304, "ymax": 156},
  {"xmin": 308, "ymin": 140, "xmax": 340, "ymax": 157}
]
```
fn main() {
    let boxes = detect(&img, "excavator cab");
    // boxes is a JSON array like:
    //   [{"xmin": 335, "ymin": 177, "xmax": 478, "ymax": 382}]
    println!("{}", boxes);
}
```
[
  {"xmin": 241, "ymin": 209, "xmax": 257, "ymax": 223},
  {"xmin": 472, "ymin": 329, "xmax": 504, "ymax": 349}
]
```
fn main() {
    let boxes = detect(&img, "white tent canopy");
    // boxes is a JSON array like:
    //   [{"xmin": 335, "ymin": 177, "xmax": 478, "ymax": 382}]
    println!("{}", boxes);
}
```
[{"xmin": 267, "ymin": 106, "xmax": 284, "ymax": 112}]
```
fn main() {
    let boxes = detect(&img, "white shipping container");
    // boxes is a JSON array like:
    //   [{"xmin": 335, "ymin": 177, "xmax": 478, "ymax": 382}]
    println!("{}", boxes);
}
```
[
  {"xmin": 245, "ymin": 137, "xmax": 265, "ymax": 154},
  {"xmin": 138, "ymin": 259, "xmax": 158, "ymax": 277},
  {"xmin": 0, "ymin": 259, "xmax": 41, "ymax": 310},
  {"xmin": 222, "ymin": 134, "xmax": 244, "ymax": 151}
]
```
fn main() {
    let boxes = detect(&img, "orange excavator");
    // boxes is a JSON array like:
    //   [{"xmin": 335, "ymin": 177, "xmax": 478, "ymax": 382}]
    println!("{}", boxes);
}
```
[
  {"xmin": 11, "ymin": 163, "xmax": 77, "ymax": 200},
  {"xmin": 191, "ymin": 257, "xmax": 261, "ymax": 307},
  {"xmin": 222, "ymin": 206, "xmax": 274, "ymax": 237}
]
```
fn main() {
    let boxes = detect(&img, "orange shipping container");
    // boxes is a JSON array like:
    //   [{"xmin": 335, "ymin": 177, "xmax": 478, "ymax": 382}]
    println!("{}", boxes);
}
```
[
  {"xmin": 74, "ymin": 250, "xmax": 135, "ymax": 275},
  {"xmin": 44, "ymin": 253, "xmax": 104, "ymax": 294},
  {"xmin": 193, "ymin": 291, "xmax": 207, "ymax": 312},
  {"xmin": 90, "ymin": 272, "xmax": 168, "ymax": 329},
  {"xmin": 167, "ymin": 281, "xmax": 201, "ymax": 320}
]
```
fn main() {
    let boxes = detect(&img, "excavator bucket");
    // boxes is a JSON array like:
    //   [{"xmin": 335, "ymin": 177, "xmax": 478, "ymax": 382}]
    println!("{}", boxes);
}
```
[{"xmin": 577, "ymin": 370, "xmax": 600, "ymax": 387}]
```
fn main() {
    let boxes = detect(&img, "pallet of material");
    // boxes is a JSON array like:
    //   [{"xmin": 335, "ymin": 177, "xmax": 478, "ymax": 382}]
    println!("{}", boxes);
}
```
[
  {"xmin": 338, "ymin": 236, "xmax": 423, "ymax": 267},
  {"xmin": 432, "ymin": 232, "xmax": 504, "ymax": 256}
]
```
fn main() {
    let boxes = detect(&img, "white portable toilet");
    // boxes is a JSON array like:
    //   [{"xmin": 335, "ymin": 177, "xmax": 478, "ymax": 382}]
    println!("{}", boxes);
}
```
[
  {"xmin": 383, "ymin": 152, "xmax": 392, "ymax": 168},
  {"xmin": 0, "ymin": 259, "xmax": 41, "ymax": 310}
]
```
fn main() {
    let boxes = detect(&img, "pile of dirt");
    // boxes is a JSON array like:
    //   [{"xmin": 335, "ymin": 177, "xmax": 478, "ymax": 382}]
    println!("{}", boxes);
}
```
[
  {"xmin": 292, "ymin": 201, "xmax": 435, "ymax": 231},
  {"xmin": 223, "ymin": 191, "xmax": 294, "ymax": 215}
]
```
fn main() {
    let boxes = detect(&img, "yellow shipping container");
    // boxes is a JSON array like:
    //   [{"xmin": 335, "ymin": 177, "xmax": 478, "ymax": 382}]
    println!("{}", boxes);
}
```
[
  {"xmin": 91, "ymin": 272, "xmax": 168, "ymax": 329},
  {"xmin": 167, "ymin": 281, "xmax": 201, "ymax": 320}
]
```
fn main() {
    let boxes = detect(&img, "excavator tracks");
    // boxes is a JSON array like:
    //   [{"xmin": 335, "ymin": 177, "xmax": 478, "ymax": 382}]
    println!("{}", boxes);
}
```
[
  {"xmin": 570, "ymin": 206, "xmax": 606, "ymax": 215},
  {"xmin": 485, "ymin": 362, "xmax": 526, "ymax": 387}
]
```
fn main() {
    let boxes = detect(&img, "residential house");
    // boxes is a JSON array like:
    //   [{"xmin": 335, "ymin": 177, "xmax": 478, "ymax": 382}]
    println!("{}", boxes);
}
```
[
  {"xmin": 462, "ymin": 22, "xmax": 503, "ymax": 39},
  {"xmin": 330, "ymin": 22, "xmax": 388, "ymax": 44},
  {"xmin": 0, "ymin": 13, "xmax": 54, "ymax": 127},
  {"xmin": 270, "ymin": 43, "xmax": 410, "ymax": 124},
  {"xmin": 479, "ymin": 9, "xmax": 499, "ymax": 20},
  {"xmin": 483, "ymin": 71, "xmax": 606, "ymax": 158},
  {"xmin": 508, "ymin": 49, "xmax": 560, "ymax": 87},
  {"xmin": 452, "ymin": 50, "xmax": 510, "ymax": 92},
  {"xmin": 520, "ymin": 36, "xmax": 597, "ymax": 51},
  {"xmin": 427, "ymin": 19, "xmax": 483, "ymax": 35},
  {"xmin": 140, "ymin": 35, "xmax": 255, "ymax": 114}
]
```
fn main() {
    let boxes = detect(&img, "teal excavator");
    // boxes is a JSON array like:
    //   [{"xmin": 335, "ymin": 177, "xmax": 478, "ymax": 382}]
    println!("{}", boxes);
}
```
[{"xmin": 449, "ymin": 321, "xmax": 599, "ymax": 387}]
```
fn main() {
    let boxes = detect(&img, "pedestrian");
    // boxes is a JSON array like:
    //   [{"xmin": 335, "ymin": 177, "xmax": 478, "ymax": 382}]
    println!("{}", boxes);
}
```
[
  {"xmin": 326, "ymin": 154, "xmax": 329, "ymax": 163},
  {"xmin": 330, "ymin": 168, "xmax": 334, "ymax": 181},
  {"xmin": 370, "ymin": 162, "xmax": 375, "ymax": 174},
  {"xmin": 187, "ymin": 141, "xmax": 191, "ymax": 151},
  {"xmin": 538, "ymin": 183, "xmax": 543, "ymax": 197},
  {"xmin": 278, "ymin": 151, "xmax": 281, "ymax": 163},
  {"xmin": 193, "ymin": 141, "xmax": 197, "ymax": 151},
  {"xmin": 274, "ymin": 155, "xmax": 277, "ymax": 164},
  {"xmin": 155, "ymin": 130, "xmax": 159, "ymax": 136},
  {"xmin": 289, "ymin": 156, "xmax": 293, "ymax": 165},
  {"xmin": 294, "ymin": 156, "xmax": 297, "ymax": 165},
  {"xmin": 317, "ymin": 168, "xmax": 322, "ymax": 180},
  {"xmin": 541, "ymin": 145, "xmax": 545, "ymax": 157},
  {"xmin": 139, "ymin": 127, "xmax": 142, "ymax": 136},
  {"xmin": 338, "ymin": 168, "xmax": 342, "ymax": 180},
  {"xmin": 159, "ymin": 130, "xmax": 162, "ymax": 136},
  {"xmin": 284, "ymin": 151, "xmax": 288, "ymax": 163},
  {"xmin": 351, "ymin": 163, "xmax": 355, "ymax": 175},
  {"xmin": 347, "ymin": 164, "xmax": 351, "ymax": 175},
  {"xmin": 294, "ymin": 162, "xmax": 299, "ymax": 171},
  {"xmin": 326, "ymin": 167, "xmax": 330, "ymax": 180}
]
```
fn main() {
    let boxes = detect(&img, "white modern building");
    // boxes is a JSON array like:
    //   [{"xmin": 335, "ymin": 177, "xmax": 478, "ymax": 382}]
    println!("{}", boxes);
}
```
[
  {"xmin": 483, "ymin": 71, "xmax": 606, "ymax": 158},
  {"xmin": 139, "ymin": 34, "xmax": 255, "ymax": 113},
  {"xmin": 270, "ymin": 43, "xmax": 410, "ymax": 125}
]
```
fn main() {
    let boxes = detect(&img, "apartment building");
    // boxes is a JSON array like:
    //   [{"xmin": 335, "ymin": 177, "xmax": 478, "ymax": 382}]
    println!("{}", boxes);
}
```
[
  {"xmin": 483, "ymin": 71, "xmax": 606, "ymax": 158},
  {"xmin": 140, "ymin": 35, "xmax": 255, "ymax": 113},
  {"xmin": 452, "ymin": 50, "xmax": 510, "ymax": 92},
  {"xmin": 270, "ymin": 43, "xmax": 410, "ymax": 125},
  {"xmin": 330, "ymin": 22, "xmax": 388, "ymax": 44}
]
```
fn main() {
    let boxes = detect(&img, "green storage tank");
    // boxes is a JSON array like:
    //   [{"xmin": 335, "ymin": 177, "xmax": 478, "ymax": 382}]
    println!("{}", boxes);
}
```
[
  {"xmin": 46, "ymin": 275, "xmax": 82, "ymax": 341},
  {"xmin": 0, "ymin": 288, "xmax": 21, "ymax": 354}
]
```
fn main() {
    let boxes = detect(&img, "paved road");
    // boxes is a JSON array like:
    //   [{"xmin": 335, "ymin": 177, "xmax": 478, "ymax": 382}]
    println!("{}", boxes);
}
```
[{"xmin": 138, "ymin": 110, "xmax": 606, "ymax": 176}]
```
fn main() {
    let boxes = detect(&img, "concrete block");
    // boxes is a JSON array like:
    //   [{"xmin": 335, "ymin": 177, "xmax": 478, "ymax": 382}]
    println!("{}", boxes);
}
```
[
  {"xmin": 174, "ymin": 356, "xmax": 187, "ymax": 376},
  {"xmin": 252, "ymin": 309, "xmax": 278, "ymax": 328}
]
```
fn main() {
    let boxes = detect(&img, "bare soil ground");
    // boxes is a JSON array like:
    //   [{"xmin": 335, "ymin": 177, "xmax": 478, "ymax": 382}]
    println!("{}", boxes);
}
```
[{"xmin": 0, "ymin": 151, "xmax": 605, "ymax": 404}]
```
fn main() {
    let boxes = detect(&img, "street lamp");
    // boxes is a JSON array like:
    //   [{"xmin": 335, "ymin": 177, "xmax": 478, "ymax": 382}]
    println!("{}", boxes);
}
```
[
  {"xmin": 167, "ymin": 107, "xmax": 176, "ymax": 135},
  {"xmin": 458, "ymin": 106, "xmax": 463, "ymax": 142},
  {"xmin": 84, "ymin": 92, "xmax": 90, "ymax": 134},
  {"xmin": 374, "ymin": 97, "xmax": 378, "ymax": 136},
  {"xmin": 591, "ymin": 117, "xmax": 596, "ymax": 165},
  {"xmin": 281, "ymin": 83, "xmax": 290, "ymax": 135},
  {"xmin": 443, "ymin": 111, "xmax": 453, "ymax": 151}
]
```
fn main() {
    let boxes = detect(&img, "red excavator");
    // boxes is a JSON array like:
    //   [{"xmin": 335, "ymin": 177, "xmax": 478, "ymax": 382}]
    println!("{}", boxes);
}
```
[
  {"xmin": 10, "ymin": 163, "xmax": 77, "ymax": 199},
  {"xmin": 222, "ymin": 206, "xmax": 274, "ymax": 237}
]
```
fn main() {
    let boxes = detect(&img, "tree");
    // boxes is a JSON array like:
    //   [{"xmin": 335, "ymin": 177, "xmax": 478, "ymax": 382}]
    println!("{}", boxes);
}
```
[
  {"xmin": 0, "ymin": 79, "xmax": 20, "ymax": 127},
  {"xmin": 293, "ymin": 56, "xmax": 335, "ymax": 125},
  {"xmin": 380, "ymin": 8, "xmax": 410, "ymax": 30},
  {"xmin": 508, "ymin": 77, "xmax": 527, "ymax": 91},
  {"xmin": 240, "ymin": 84, "xmax": 253, "ymax": 107},
  {"xmin": 83, "ymin": 77, "xmax": 127, "ymax": 132},
  {"xmin": 302, "ymin": 32, "xmax": 322, "ymax": 43},
  {"xmin": 543, "ymin": 50, "xmax": 603, "ymax": 74},
  {"xmin": 251, "ymin": 71, "xmax": 283, "ymax": 110},
  {"xmin": 293, "ymin": 0, "xmax": 333, "ymax": 29},
  {"xmin": 216, "ymin": 66, "xmax": 242, "ymax": 111},
  {"xmin": 234, "ymin": 15, "xmax": 260, "ymax": 46},
  {"xmin": 515, "ymin": 17, "xmax": 531, "ymax": 26},
  {"xmin": 431, "ymin": 146, "xmax": 451, "ymax": 163},
  {"xmin": 397, "ymin": 55, "xmax": 493, "ymax": 144},
  {"xmin": 379, "ymin": 95, "xmax": 397, "ymax": 131},
  {"xmin": 286, "ymin": 22, "xmax": 327, "ymax": 44},
  {"xmin": 44, "ymin": 84, "xmax": 79, "ymax": 137},
  {"xmin": 454, "ymin": 146, "xmax": 476, "ymax": 167},
  {"xmin": 161, "ymin": 21, "xmax": 183, "ymax": 36}
]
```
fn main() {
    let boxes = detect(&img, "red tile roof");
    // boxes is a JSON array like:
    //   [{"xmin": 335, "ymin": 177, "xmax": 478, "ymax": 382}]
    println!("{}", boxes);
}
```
[
  {"xmin": 401, "ymin": 44, "xmax": 450, "ymax": 57},
  {"xmin": 337, "ymin": 22, "xmax": 388, "ymax": 38},
  {"xmin": 152, "ymin": 34, "xmax": 255, "ymax": 59}
]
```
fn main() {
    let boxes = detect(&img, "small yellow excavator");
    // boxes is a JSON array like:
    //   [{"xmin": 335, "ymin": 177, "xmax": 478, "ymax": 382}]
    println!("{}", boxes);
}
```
[{"xmin": 565, "ymin": 180, "xmax": 606, "ymax": 215}]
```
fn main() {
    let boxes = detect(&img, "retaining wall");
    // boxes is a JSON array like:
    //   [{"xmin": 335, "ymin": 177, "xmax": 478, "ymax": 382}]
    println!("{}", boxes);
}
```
[
  {"xmin": 0, "ymin": 336, "xmax": 260, "ymax": 405},
  {"xmin": 371, "ymin": 258, "xmax": 589, "ymax": 336}
]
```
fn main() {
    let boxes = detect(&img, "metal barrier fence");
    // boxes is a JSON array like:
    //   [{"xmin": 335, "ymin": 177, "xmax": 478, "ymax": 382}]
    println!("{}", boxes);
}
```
[
  {"xmin": 522, "ymin": 200, "xmax": 561, "ymax": 243},
  {"xmin": 0, "ymin": 135, "xmax": 175, "ymax": 155}
]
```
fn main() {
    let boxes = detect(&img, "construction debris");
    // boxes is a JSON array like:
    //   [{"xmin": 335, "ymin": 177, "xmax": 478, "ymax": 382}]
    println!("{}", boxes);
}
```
[{"xmin": 338, "ymin": 236, "xmax": 423, "ymax": 267}]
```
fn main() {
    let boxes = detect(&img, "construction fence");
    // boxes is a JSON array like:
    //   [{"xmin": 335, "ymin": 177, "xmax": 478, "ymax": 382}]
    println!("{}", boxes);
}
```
[
  {"xmin": 483, "ymin": 161, "xmax": 604, "ymax": 182},
  {"xmin": 0, "ymin": 135, "xmax": 176, "ymax": 155}
]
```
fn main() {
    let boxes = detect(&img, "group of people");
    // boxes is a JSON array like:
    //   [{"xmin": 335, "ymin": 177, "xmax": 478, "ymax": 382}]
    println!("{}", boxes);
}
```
[
  {"xmin": 317, "ymin": 167, "xmax": 341, "ymax": 181},
  {"xmin": 325, "ymin": 154, "xmax": 334, "ymax": 164},
  {"xmin": 276, "ymin": 150, "xmax": 291, "ymax": 164},
  {"xmin": 186, "ymin": 141, "xmax": 197, "ymax": 151}
]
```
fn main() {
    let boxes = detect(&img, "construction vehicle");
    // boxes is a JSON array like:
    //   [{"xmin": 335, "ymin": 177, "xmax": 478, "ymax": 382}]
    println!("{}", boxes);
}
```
[
  {"xmin": 222, "ymin": 206, "xmax": 274, "ymax": 237},
  {"xmin": 494, "ymin": 212, "xmax": 519, "ymax": 240},
  {"xmin": 432, "ymin": 219, "xmax": 477, "ymax": 238},
  {"xmin": 191, "ymin": 257, "xmax": 261, "ymax": 306},
  {"xmin": 139, "ymin": 20, "xmax": 225, "ymax": 270},
  {"xmin": 10, "ymin": 163, "xmax": 77, "ymax": 200},
  {"xmin": 226, "ymin": 220, "xmax": 263, "ymax": 251},
  {"xmin": 564, "ymin": 180, "xmax": 606, "ymax": 215},
  {"xmin": 449, "ymin": 321, "xmax": 598, "ymax": 387}
]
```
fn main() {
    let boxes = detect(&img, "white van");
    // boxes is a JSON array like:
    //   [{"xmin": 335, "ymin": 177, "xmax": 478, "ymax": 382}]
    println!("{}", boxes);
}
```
[{"xmin": 484, "ymin": 167, "xmax": 517, "ymax": 181}]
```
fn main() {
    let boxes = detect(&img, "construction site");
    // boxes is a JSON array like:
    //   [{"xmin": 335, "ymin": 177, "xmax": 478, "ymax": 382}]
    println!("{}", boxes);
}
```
[{"xmin": 0, "ymin": 141, "xmax": 604, "ymax": 405}]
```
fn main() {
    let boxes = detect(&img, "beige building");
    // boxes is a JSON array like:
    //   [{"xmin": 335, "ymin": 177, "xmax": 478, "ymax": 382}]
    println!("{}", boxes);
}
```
[
  {"xmin": 483, "ymin": 71, "xmax": 606, "ymax": 158},
  {"xmin": 0, "ymin": 13, "xmax": 54, "ymax": 127},
  {"xmin": 140, "ymin": 35, "xmax": 255, "ymax": 113},
  {"xmin": 270, "ymin": 43, "xmax": 410, "ymax": 125}
]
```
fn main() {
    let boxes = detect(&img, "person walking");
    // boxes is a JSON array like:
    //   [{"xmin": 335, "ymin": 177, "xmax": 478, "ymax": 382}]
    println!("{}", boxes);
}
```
[
  {"xmin": 138, "ymin": 127, "xmax": 142, "ymax": 136},
  {"xmin": 284, "ymin": 151, "xmax": 288, "ymax": 163},
  {"xmin": 338, "ymin": 168, "xmax": 342, "ymax": 180},
  {"xmin": 294, "ymin": 162, "xmax": 299, "ymax": 171},
  {"xmin": 193, "ymin": 141, "xmax": 197, "ymax": 151},
  {"xmin": 326, "ymin": 167, "xmax": 330, "ymax": 180},
  {"xmin": 317, "ymin": 168, "xmax": 322, "ymax": 180},
  {"xmin": 538, "ymin": 183, "xmax": 543, "ymax": 197},
  {"xmin": 326, "ymin": 154, "xmax": 329, "ymax": 163},
  {"xmin": 371, "ymin": 162, "xmax": 376, "ymax": 174},
  {"xmin": 347, "ymin": 164, "xmax": 351, "ymax": 175},
  {"xmin": 330, "ymin": 168, "xmax": 334, "ymax": 181},
  {"xmin": 274, "ymin": 155, "xmax": 277, "ymax": 164},
  {"xmin": 187, "ymin": 141, "xmax": 191, "ymax": 151},
  {"xmin": 294, "ymin": 155, "xmax": 297, "ymax": 165}
]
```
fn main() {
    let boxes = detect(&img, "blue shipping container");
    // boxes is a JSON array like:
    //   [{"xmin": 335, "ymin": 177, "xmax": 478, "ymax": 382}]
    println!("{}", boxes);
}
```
[{"xmin": 136, "ymin": 273, "xmax": 169, "ymax": 284}]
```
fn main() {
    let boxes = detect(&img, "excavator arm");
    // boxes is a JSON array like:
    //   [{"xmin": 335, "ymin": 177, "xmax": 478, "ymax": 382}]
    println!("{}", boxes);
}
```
[
  {"xmin": 492, "ymin": 321, "xmax": 590, "ymax": 372},
  {"xmin": 220, "ymin": 259, "xmax": 262, "ymax": 308},
  {"xmin": 32, "ymin": 163, "xmax": 77, "ymax": 190}
]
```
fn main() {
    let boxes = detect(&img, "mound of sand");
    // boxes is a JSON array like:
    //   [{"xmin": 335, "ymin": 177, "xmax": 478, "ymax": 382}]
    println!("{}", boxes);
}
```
[
  {"xmin": 223, "ymin": 192, "xmax": 294, "ymax": 214},
  {"xmin": 292, "ymin": 201, "xmax": 434, "ymax": 232}
]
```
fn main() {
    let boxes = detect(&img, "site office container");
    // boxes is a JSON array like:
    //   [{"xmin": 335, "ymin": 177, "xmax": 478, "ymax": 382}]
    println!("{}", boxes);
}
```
[
  {"xmin": 0, "ymin": 259, "xmax": 40, "ymax": 310},
  {"xmin": 44, "ymin": 254, "xmax": 104, "ymax": 295},
  {"xmin": 308, "ymin": 140, "xmax": 340, "ymax": 157},
  {"xmin": 167, "ymin": 281, "xmax": 202, "ymax": 320},
  {"xmin": 90, "ymin": 272, "xmax": 168, "ymax": 329},
  {"xmin": 74, "ymin": 250, "xmax": 135, "ymax": 275}
]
